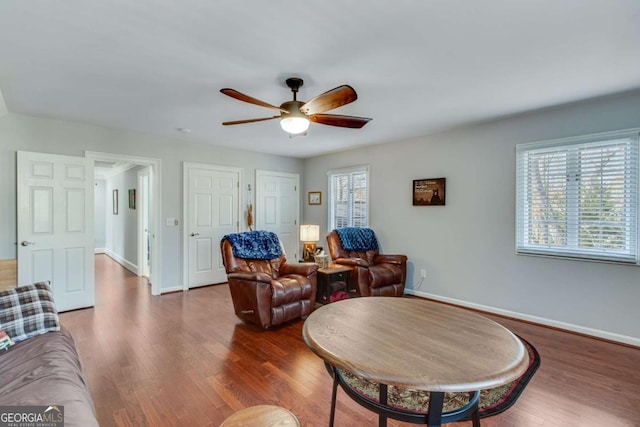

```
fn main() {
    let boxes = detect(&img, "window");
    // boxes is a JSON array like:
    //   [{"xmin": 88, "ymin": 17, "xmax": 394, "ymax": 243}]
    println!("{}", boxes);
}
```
[
  {"xmin": 516, "ymin": 129, "xmax": 639, "ymax": 263},
  {"xmin": 327, "ymin": 165, "xmax": 369, "ymax": 230}
]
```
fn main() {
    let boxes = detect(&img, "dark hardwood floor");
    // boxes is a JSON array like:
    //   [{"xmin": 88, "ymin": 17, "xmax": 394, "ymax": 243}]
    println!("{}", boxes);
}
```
[{"xmin": 60, "ymin": 255, "xmax": 640, "ymax": 426}]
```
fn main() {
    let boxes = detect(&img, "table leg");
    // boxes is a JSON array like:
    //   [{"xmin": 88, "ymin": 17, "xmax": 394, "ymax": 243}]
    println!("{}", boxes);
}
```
[
  {"xmin": 378, "ymin": 384, "xmax": 388, "ymax": 427},
  {"xmin": 427, "ymin": 392, "xmax": 444, "ymax": 427},
  {"xmin": 471, "ymin": 407, "xmax": 481, "ymax": 427},
  {"xmin": 329, "ymin": 371, "xmax": 339, "ymax": 427},
  {"xmin": 325, "ymin": 364, "xmax": 481, "ymax": 426}
]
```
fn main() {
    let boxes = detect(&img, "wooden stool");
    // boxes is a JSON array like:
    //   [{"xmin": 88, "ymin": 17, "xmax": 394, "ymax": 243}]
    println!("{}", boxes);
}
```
[{"xmin": 220, "ymin": 405, "xmax": 301, "ymax": 427}]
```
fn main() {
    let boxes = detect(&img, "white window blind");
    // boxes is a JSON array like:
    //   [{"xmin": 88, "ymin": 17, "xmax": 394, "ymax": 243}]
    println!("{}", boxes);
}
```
[
  {"xmin": 328, "ymin": 166, "xmax": 369, "ymax": 230},
  {"xmin": 516, "ymin": 129, "xmax": 640, "ymax": 263}
]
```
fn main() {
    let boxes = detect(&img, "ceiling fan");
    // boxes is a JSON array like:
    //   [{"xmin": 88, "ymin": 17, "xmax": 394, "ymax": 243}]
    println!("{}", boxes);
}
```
[{"xmin": 220, "ymin": 77, "xmax": 372, "ymax": 135}]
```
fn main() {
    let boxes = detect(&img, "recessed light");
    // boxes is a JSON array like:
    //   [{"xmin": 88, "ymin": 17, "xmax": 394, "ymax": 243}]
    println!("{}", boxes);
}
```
[{"xmin": 177, "ymin": 127, "xmax": 191, "ymax": 133}]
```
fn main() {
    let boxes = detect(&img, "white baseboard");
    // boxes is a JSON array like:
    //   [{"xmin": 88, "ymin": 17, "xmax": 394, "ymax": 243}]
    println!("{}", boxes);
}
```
[
  {"xmin": 160, "ymin": 286, "xmax": 183, "ymax": 294},
  {"xmin": 104, "ymin": 249, "xmax": 138, "ymax": 275},
  {"xmin": 94, "ymin": 248, "xmax": 106, "ymax": 254},
  {"xmin": 405, "ymin": 289, "xmax": 640, "ymax": 347}
]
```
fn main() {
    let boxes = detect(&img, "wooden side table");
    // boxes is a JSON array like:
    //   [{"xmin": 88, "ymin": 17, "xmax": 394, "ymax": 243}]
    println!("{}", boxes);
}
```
[{"xmin": 316, "ymin": 265, "xmax": 353, "ymax": 304}]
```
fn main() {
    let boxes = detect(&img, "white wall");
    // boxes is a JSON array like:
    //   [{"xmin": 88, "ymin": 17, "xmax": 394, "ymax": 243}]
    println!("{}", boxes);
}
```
[
  {"xmin": 94, "ymin": 179, "xmax": 106, "ymax": 251},
  {"xmin": 0, "ymin": 113, "xmax": 304, "ymax": 291},
  {"xmin": 303, "ymin": 89, "xmax": 640, "ymax": 345},
  {"xmin": 104, "ymin": 166, "xmax": 142, "ymax": 272}
]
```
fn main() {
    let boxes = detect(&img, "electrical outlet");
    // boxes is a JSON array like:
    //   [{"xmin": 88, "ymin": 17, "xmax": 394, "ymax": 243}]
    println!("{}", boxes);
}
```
[{"xmin": 420, "ymin": 269, "xmax": 427, "ymax": 279}]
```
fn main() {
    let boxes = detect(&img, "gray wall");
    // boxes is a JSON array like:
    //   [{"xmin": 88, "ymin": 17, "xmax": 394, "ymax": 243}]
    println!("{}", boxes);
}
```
[
  {"xmin": 105, "ymin": 167, "xmax": 143, "ymax": 271},
  {"xmin": 303, "ymin": 90, "xmax": 640, "ymax": 345},
  {"xmin": 3, "ymin": 90, "xmax": 640, "ymax": 344},
  {"xmin": 0, "ymin": 113, "xmax": 304, "ymax": 289}
]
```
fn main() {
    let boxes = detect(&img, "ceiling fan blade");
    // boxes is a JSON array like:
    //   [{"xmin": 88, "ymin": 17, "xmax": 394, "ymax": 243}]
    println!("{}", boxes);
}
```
[
  {"xmin": 222, "ymin": 116, "xmax": 280, "ymax": 126},
  {"xmin": 300, "ymin": 85, "xmax": 358, "ymax": 115},
  {"xmin": 220, "ymin": 88, "xmax": 289, "ymax": 113},
  {"xmin": 309, "ymin": 114, "xmax": 372, "ymax": 129}
]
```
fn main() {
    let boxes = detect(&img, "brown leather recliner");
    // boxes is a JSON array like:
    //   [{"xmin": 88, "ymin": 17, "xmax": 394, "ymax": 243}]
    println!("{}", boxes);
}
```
[
  {"xmin": 326, "ymin": 229, "xmax": 407, "ymax": 297},
  {"xmin": 221, "ymin": 232, "xmax": 318, "ymax": 329}
]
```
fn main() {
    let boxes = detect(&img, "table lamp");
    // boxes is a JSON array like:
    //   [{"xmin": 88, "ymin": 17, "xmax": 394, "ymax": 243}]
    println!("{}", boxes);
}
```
[{"xmin": 300, "ymin": 224, "xmax": 320, "ymax": 262}]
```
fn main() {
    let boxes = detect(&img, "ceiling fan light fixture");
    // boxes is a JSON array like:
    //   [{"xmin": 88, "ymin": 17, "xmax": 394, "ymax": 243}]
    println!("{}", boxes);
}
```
[
  {"xmin": 280, "ymin": 116, "xmax": 310, "ymax": 134},
  {"xmin": 279, "ymin": 100, "xmax": 309, "ymax": 134}
]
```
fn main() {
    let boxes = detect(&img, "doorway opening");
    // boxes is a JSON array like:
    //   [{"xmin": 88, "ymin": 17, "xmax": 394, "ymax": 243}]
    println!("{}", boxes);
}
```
[{"xmin": 86, "ymin": 151, "xmax": 162, "ymax": 296}]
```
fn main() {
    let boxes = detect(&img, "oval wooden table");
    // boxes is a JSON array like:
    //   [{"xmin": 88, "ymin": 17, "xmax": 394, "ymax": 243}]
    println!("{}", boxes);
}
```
[{"xmin": 302, "ymin": 297, "xmax": 529, "ymax": 427}]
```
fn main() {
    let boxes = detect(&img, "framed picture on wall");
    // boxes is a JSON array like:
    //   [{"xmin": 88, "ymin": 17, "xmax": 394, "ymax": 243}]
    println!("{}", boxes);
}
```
[
  {"xmin": 113, "ymin": 189, "xmax": 118, "ymax": 214},
  {"xmin": 308, "ymin": 191, "xmax": 322, "ymax": 205},
  {"xmin": 129, "ymin": 189, "xmax": 136, "ymax": 209},
  {"xmin": 413, "ymin": 178, "xmax": 446, "ymax": 206}
]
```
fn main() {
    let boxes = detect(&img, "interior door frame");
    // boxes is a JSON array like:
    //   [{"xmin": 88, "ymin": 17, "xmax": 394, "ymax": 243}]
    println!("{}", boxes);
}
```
[
  {"xmin": 137, "ymin": 166, "xmax": 151, "ymax": 279},
  {"xmin": 182, "ymin": 162, "xmax": 242, "ymax": 291},
  {"xmin": 85, "ymin": 151, "xmax": 162, "ymax": 296}
]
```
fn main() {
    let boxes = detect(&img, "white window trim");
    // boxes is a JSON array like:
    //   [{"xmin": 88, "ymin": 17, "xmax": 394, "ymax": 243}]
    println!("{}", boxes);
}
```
[
  {"xmin": 515, "ymin": 128, "xmax": 640, "ymax": 265},
  {"xmin": 326, "ymin": 164, "xmax": 370, "ymax": 178},
  {"xmin": 327, "ymin": 164, "xmax": 370, "ymax": 232}
]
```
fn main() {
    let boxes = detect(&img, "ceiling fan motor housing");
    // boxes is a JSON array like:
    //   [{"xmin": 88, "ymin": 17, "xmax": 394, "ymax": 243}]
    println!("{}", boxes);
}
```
[{"xmin": 280, "ymin": 100, "xmax": 305, "ymax": 119}]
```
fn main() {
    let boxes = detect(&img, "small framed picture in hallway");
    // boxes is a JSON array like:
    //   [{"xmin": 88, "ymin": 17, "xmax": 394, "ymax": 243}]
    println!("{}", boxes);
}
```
[
  {"xmin": 129, "ymin": 189, "xmax": 136, "ymax": 209},
  {"xmin": 113, "ymin": 189, "xmax": 118, "ymax": 214}
]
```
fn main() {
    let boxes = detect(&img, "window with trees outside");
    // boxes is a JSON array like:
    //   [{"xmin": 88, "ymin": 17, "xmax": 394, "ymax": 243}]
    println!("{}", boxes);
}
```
[
  {"xmin": 328, "ymin": 165, "xmax": 369, "ymax": 231},
  {"xmin": 516, "ymin": 129, "xmax": 639, "ymax": 264}
]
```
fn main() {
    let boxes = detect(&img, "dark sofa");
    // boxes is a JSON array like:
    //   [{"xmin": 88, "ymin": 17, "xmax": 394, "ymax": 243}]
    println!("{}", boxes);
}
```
[
  {"xmin": 0, "ymin": 283, "xmax": 98, "ymax": 427},
  {"xmin": 0, "ymin": 329, "xmax": 98, "ymax": 427}
]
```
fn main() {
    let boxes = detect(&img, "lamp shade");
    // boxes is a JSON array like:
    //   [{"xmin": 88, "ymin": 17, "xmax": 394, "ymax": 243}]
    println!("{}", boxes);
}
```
[{"xmin": 300, "ymin": 224, "xmax": 320, "ymax": 242}]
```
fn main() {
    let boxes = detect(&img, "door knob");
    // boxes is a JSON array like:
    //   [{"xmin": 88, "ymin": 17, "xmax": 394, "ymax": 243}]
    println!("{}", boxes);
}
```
[
  {"xmin": 21, "ymin": 240, "xmax": 34, "ymax": 246},
  {"xmin": 190, "ymin": 232, "xmax": 200, "ymax": 237}
]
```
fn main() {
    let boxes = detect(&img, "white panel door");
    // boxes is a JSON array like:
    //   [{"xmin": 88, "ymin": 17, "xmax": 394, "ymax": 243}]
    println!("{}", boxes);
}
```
[
  {"xmin": 255, "ymin": 170, "xmax": 299, "ymax": 260},
  {"xmin": 186, "ymin": 163, "xmax": 240, "ymax": 288},
  {"xmin": 17, "ymin": 151, "xmax": 95, "ymax": 312}
]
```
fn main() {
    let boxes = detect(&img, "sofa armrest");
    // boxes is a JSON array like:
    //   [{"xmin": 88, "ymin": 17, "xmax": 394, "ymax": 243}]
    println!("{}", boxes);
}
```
[
  {"xmin": 280, "ymin": 262, "xmax": 319, "ymax": 277},
  {"xmin": 335, "ymin": 257, "xmax": 370, "ymax": 267},
  {"xmin": 227, "ymin": 272, "xmax": 272, "ymax": 283},
  {"xmin": 374, "ymin": 254, "xmax": 407, "ymax": 265}
]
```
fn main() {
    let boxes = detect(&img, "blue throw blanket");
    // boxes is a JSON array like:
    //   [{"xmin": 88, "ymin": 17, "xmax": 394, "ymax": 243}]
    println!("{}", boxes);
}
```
[
  {"xmin": 336, "ymin": 227, "xmax": 379, "ymax": 251},
  {"xmin": 222, "ymin": 230, "xmax": 282, "ymax": 259}
]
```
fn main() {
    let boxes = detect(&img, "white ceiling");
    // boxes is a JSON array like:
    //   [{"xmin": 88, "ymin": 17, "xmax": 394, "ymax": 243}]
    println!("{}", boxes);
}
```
[{"xmin": 1, "ymin": 1, "xmax": 639, "ymax": 158}]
